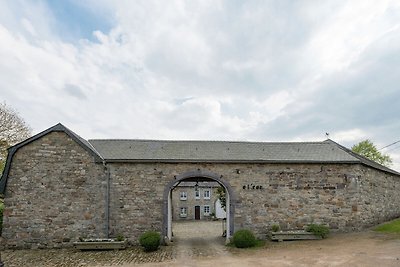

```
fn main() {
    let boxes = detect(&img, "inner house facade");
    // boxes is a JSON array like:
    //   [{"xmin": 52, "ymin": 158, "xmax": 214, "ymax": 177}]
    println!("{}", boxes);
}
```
[
  {"xmin": 1, "ymin": 123, "xmax": 400, "ymax": 248},
  {"xmin": 171, "ymin": 181, "xmax": 225, "ymax": 220}
]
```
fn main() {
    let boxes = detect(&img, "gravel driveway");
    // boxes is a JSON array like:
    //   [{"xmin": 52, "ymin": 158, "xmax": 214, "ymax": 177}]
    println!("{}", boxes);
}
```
[
  {"xmin": 171, "ymin": 220, "xmax": 229, "ymax": 260},
  {"xmin": 2, "ymin": 221, "xmax": 400, "ymax": 266}
]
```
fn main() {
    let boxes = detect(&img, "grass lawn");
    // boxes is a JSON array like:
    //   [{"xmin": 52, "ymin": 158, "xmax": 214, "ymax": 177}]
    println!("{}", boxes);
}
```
[{"xmin": 374, "ymin": 218, "xmax": 400, "ymax": 233}]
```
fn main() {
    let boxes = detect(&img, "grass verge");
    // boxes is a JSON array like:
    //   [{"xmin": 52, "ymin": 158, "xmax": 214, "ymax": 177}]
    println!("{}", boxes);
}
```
[{"xmin": 374, "ymin": 218, "xmax": 400, "ymax": 233}]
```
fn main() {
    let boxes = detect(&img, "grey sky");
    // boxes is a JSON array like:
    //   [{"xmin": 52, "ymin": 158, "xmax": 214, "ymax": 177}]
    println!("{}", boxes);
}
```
[{"xmin": 1, "ymin": 0, "xmax": 400, "ymax": 170}]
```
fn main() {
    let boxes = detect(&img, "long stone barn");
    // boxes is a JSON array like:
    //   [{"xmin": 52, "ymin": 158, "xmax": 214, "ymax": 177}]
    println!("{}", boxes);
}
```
[{"xmin": 1, "ymin": 123, "xmax": 400, "ymax": 248}]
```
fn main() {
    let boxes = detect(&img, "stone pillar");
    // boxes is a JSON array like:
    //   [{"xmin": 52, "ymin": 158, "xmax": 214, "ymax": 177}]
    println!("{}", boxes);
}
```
[
  {"xmin": 167, "ymin": 190, "xmax": 172, "ymax": 240},
  {"xmin": 226, "ymin": 192, "xmax": 231, "ymax": 239}
]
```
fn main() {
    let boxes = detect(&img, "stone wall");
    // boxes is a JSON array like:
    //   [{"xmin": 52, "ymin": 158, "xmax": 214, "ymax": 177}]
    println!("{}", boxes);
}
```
[
  {"xmin": 356, "ymin": 166, "xmax": 400, "ymax": 227},
  {"xmin": 108, "ymin": 162, "xmax": 400, "ymax": 241},
  {"xmin": 2, "ymin": 132, "xmax": 107, "ymax": 248},
  {"xmin": 107, "ymin": 163, "xmax": 165, "ymax": 242},
  {"xmin": 2, "ymin": 134, "xmax": 400, "ymax": 248}
]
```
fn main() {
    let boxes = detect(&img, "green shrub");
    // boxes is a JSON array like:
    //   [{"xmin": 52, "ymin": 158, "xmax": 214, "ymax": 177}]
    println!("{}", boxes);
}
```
[
  {"xmin": 306, "ymin": 224, "xmax": 330, "ymax": 239},
  {"xmin": 232, "ymin": 229, "xmax": 257, "ymax": 248},
  {"xmin": 271, "ymin": 224, "xmax": 280, "ymax": 232},
  {"xmin": 139, "ymin": 231, "xmax": 161, "ymax": 252},
  {"xmin": 115, "ymin": 234, "xmax": 124, "ymax": 241}
]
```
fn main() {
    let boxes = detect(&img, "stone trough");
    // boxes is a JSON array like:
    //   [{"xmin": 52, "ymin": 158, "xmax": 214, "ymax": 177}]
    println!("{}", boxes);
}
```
[
  {"xmin": 270, "ymin": 231, "xmax": 322, "ymax": 242},
  {"xmin": 73, "ymin": 239, "xmax": 127, "ymax": 250}
]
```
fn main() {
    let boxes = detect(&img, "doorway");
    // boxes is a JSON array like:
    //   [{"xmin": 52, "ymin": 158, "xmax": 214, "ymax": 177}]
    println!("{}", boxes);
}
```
[
  {"xmin": 195, "ymin": 206, "xmax": 200, "ymax": 220},
  {"xmin": 162, "ymin": 169, "xmax": 236, "ymax": 243}
]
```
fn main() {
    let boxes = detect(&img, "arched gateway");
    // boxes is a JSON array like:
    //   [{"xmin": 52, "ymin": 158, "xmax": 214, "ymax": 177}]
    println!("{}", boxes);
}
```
[{"xmin": 162, "ymin": 169, "xmax": 236, "ymax": 242}]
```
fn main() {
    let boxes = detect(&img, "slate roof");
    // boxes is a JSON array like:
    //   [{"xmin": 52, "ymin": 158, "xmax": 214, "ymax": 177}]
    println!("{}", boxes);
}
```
[
  {"xmin": 88, "ymin": 139, "xmax": 356, "ymax": 163},
  {"xmin": 176, "ymin": 181, "xmax": 220, "ymax": 187},
  {"xmin": 88, "ymin": 139, "xmax": 399, "ymax": 175},
  {"xmin": 1, "ymin": 123, "xmax": 399, "ymax": 195}
]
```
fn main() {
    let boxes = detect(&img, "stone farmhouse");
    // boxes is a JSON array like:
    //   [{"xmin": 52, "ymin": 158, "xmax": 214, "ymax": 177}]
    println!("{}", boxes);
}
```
[
  {"xmin": 1, "ymin": 123, "xmax": 400, "ymax": 248},
  {"xmin": 171, "ymin": 181, "xmax": 226, "ymax": 221}
]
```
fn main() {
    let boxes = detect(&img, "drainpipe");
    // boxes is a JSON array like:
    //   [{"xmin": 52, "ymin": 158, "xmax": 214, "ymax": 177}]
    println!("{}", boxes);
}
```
[{"xmin": 103, "ymin": 161, "xmax": 110, "ymax": 238}]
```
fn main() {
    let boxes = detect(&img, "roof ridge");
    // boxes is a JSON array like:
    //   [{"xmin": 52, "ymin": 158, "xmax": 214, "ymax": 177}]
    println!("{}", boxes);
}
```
[{"xmin": 89, "ymin": 139, "xmax": 327, "ymax": 144}]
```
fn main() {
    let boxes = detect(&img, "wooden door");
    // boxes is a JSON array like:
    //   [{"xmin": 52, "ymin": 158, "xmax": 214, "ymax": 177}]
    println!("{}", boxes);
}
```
[{"xmin": 195, "ymin": 206, "xmax": 200, "ymax": 220}]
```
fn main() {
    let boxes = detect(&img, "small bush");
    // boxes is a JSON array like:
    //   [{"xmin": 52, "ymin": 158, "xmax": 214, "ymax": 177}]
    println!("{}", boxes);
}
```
[
  {"xmin": 232, "ymin": 229, "xmax": 257, "ymax": 248},
  {"xmin": 115, "ymin": 234, "xmax": 124, "ymax": 241},
  {"xmin": 139, "ymin": 231, "xmax": 161, "ymax": 252},
  {"xmin": 271, "ymin": 224, "xmax": 280, "ymax": 232},
  {"xmin": 306, "ymin": 224, "xmax": 330, "ymax": 239}
]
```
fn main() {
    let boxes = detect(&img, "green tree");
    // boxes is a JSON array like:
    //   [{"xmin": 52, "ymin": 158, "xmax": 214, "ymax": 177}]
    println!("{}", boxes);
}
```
[
  {"xmin": 216, "ymin": 186, "xmax": 226, "ymax": 211},
  {"xmin": 351, "ymin": 139, "xmax": 392, "ymax": 167},
  {"xmin": 0, "ymin": 102, "xmax": 32, "ymax": 175}
]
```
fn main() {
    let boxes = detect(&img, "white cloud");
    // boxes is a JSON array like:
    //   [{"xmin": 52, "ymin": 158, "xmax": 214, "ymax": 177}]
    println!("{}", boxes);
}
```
[
  {"xmin": 21, "ymin": 18, "xmax": 36, "ymax": 37},
  {"xmin": 1, "ymin": 0, "xmax": 400, "ymax": 171},
  {"xmin": 330, "ymin": 129, "xmax": 368, "ymax": 143},
  {"xmin": 306, "ymin": 1, "xmax": 400, "ymax": 73}
]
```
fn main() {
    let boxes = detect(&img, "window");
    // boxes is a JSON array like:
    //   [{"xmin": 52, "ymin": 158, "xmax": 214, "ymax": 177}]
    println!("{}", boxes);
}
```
[
  {"xmin": 195, "ymin": 189, "xmax": 200, "ymax": 199},
  {"xmin": 203, "ymin": 189, "xmax": 211, "ymax": 199},
  {"xmin": 180, "ymin": 191, "xmax": 187, "ymax": 200},
  {"xmin": 204, "ymin": 205, "xmax": 210, "ymax": 215},
  {"xmin": 180, "ymin": 207, "xmax": 187, "ymax": 217}
]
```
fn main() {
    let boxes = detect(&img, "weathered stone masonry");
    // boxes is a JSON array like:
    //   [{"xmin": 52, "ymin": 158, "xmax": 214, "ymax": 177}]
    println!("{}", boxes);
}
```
[
  {"xmin": 2, "ymin": 131, "xmax": 107, "ymax": 248},
  {"xmin": 106, "ymin": 162, "xmax": 400, "ymax": 241},
  {"xmin": 170, "ymin": 182, "xmax": 221, "ymax": 221},
  {"xmin": 1, "ymin": 123, "xmax": 399, "ymax": 248}
]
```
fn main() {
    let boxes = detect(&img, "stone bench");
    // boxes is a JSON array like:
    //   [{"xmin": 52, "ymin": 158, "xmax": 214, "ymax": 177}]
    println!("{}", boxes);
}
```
[
  {"xmin": 73, "ymin": 239, "xmax": 127, "ymax": 250},
  {"xmin": 270, "ymin": 231, "xmax": 322, "ymax": 242}
]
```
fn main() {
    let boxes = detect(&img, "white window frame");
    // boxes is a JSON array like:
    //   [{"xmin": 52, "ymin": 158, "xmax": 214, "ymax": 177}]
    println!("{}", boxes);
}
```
[
  {"xmin": 203, "ymin": 189, "xmax": 211, "ymax": 199},
  {"xmin": 180, "ymin": 207, "xmax": 187, "ymax": 217},
  {"xmin": 180, "ymin": 191, "xmax": 187, "ymax": 200},
  {"xmin": 203, "ymin": 205, "xmax": 210, "ymax": 215},
  {"xmin": 195, "ymin": 189, "xmax": 200, "ymax": 199}
]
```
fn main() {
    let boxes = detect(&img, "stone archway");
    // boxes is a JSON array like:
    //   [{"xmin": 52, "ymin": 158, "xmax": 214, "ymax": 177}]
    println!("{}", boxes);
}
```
[{"xmin": 162, "ymin": 169, "xmax": 236, "ymax": 243}]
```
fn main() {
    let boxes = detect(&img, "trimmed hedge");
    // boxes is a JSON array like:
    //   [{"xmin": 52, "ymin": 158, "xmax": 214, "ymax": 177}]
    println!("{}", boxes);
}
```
[
  {"xmin": 232, "ymin": 229, "xmax": 257, "ymax": 248},
  {"xmin": 139, "ymin": 231, "xmax": 161, "ymax": 252},
  {"xmin": 306, "ymin": 224, "xmax": 330, "ymax": 239}
]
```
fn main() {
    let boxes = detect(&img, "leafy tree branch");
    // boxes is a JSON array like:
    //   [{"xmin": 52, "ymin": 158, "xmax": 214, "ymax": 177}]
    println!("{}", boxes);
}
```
[{"xmin": 351, "ymin": 139, "xmax": 392, "ymax": 167}]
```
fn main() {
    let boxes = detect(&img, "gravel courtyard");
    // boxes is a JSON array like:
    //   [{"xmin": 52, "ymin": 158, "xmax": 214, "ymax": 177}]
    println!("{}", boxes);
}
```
[{"xmin": 2, "ymin": 221, "xmax": 400, "ymax": 267}]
